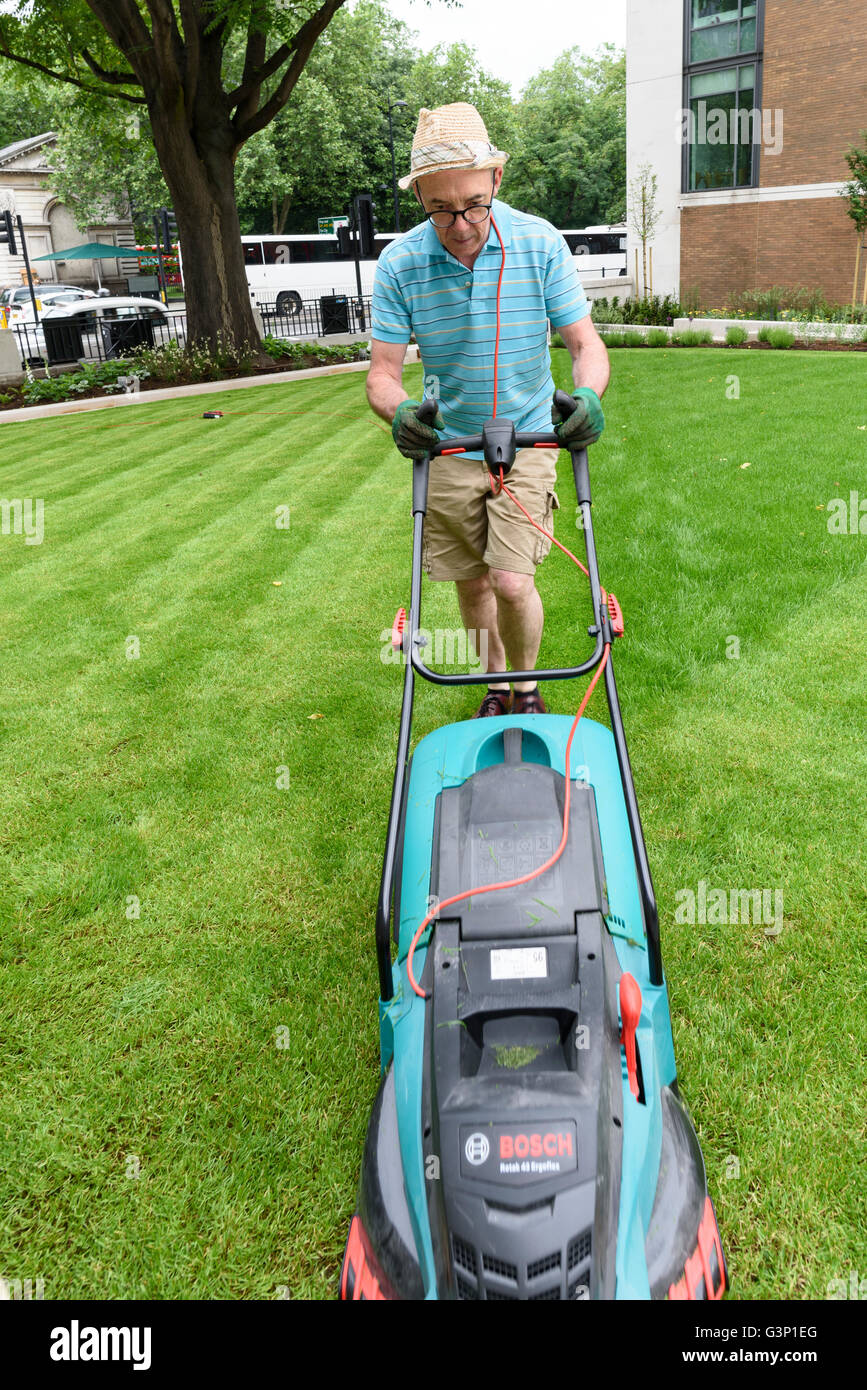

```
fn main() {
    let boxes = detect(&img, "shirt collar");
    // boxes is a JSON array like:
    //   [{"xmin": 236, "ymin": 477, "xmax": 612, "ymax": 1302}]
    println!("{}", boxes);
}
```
[{"xmin": 422, "ymin": 197, "xmax": 513, "ymax": 263}]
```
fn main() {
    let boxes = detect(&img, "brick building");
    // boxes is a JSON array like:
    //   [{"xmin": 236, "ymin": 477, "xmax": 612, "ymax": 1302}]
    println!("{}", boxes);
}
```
[{"xmin": 626, "ymin": 0, "xmax": 867, "ymax": 308}]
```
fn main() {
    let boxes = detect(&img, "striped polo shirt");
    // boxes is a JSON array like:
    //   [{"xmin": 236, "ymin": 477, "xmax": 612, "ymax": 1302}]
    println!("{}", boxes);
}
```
[{"xmin": 371, "ymin": 198, "xmax": 589, "ymax": 456}]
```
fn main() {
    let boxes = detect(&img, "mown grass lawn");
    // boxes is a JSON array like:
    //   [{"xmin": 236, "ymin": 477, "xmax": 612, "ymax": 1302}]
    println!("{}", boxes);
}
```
[{"xmin": 0, "ymin": 348, "xmax": 865, "ymax": 1300}]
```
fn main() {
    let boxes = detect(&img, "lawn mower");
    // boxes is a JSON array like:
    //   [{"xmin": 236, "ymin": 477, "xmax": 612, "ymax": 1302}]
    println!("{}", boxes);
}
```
[{"xmin": 339, "ymin": 392, "xmax": 727, "ymax": 1300}]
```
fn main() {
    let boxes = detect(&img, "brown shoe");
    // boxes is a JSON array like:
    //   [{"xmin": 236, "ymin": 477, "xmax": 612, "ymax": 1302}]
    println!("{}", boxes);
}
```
[
  {"xmin": 512, "ymin": 685, "xmax": 547, "ymax": 715},
  {"xmin": 473, "ymin": 688, "xmax": 512, "ymax": 718}
]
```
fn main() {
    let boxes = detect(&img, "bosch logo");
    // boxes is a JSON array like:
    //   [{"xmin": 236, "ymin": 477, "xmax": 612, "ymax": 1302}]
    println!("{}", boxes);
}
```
[
  {"xmin": 464, "ymin": 1133, "xmax": 490, "ymax": 1166},
  {"xmin": 499, "ymin": 1131, "xmax": 573, "ymax": 1160}
]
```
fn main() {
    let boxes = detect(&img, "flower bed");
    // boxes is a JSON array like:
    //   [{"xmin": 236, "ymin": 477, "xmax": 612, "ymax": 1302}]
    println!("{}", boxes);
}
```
[
  {"xmin": 0, "ymin": 338, "xmax": 371, "ymax": 411},
  {"xmin": 672, "ymin": 317, "xmax": 867, "ymax": 345},
  {"xmin": 552, "ymin": 322, "xmax": 867, "ymax": 351}
]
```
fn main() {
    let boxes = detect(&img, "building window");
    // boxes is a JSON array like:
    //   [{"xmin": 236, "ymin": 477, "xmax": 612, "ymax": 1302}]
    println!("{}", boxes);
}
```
[
  {"xmin": 689, "ymin": 0, "xmax": 757, "ymax": 63},
  {"xmin": 684, "ymin": 0, "xmax": 763, "ymax": 191}
]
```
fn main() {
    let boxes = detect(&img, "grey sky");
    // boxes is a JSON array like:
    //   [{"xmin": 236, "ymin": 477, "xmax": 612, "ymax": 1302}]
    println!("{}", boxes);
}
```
[{"xmin": 382, "ymin": 0, "xmax": 626, "ymax": 95}]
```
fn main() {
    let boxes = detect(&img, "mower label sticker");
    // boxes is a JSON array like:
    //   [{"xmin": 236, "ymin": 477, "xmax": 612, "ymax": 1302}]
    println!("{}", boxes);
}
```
[
  {"xmin": 490, "ymin": 946, "xmax": 548, "ymax": 981},
  {"xmin": 460, "ymin": 1122, "xmax": 578, "ymax": 1184}
]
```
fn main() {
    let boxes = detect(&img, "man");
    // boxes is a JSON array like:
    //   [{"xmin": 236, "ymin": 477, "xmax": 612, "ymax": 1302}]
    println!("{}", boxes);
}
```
[{"xmin": 367, "ymin": 102, "xmax": 609, "ymax": 717}]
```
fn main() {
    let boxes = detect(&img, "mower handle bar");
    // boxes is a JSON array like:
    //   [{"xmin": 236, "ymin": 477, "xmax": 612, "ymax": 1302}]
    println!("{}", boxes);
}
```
[
  {"xmin": 375, "ymin": 388, "xmax": 664, "ymax": 998},
  {"xmin": 415, "ymin": 388, "xmax": 578, "ymax": 460},
  {"xmin": 407, "ymin": 388, "xmax": 599, "ymax": 689}
]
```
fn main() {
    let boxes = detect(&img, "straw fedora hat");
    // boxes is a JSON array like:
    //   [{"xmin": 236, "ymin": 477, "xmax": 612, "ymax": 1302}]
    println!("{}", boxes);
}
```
[{"xmin": 398, "ymin": 102, "xmax": 509, "ymax": 190}]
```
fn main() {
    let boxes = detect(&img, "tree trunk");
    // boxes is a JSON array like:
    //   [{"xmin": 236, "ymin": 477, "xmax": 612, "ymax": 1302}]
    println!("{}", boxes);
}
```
[
  {"xmin": 146, "ymin": 52, "xmax": 263, "ymax": 356},
  {"xmin": 277, "ymin": 193, "xmax": 292, "ymax": 235}
]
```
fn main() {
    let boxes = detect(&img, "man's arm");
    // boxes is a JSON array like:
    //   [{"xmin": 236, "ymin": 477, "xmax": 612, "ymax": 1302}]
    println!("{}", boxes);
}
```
[
  {"xmin": 366, "ymin": 337, "xmax": 411, "ymax": 423},
  {"xmin": 556, "ymin": 316, "xmax": 610, "ymax": 399}
]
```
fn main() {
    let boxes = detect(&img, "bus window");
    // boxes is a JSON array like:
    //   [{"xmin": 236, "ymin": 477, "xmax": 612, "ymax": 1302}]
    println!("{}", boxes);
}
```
[
  {"xmin": 289, "ymin": 240, "xmax": 341, "ymax": 264},
  {"xmin": 263, "ymin": 242, "xmax": 291, "ymax": 265},
  {"xmin": 243, "ymin": 242, "xmax": 264, "ymax": 266}
]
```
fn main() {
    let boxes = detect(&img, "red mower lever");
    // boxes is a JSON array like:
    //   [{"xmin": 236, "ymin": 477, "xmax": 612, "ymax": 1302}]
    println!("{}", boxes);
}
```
[
  {"xmin": 391, "ymin": 607, "xmax": 407, "ymax": 651},
  {"xmin": 619, "ymin": 973, "xmax": 642, "ymax": 1100},
  {"xmin": 605, "ymin": 591, "xmax": 625, "ymax": 637}
]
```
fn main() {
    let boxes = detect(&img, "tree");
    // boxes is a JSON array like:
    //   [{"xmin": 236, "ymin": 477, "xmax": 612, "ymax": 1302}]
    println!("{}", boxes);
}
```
[
  {"xmin": 49, "ymin": 94, "xmax": 170, "ymax": 240},
  {"xmin": 841, "ymin": 131, "xmax": 867, "ymax": 308},
  {"xmin": 627, "ymin": 161, "xmax": 661, "ymax": 296},
  {"xmin": 233, "ymin": 0, "xmax": 417, "ymax": 235},
  {"xmin": 233, "ymin": 26, "xmax": 517, "ymax": 237},
  {"xmin": 0, "ymin": 72, "xmax": 64, "ymax": 150},
  {"xmin": 507, "ymin": 46, "xmax": 625, "ymax": 228},
  {"xmin": 0, "ymin": 0, "xmax": 449, "ymax": 351}
]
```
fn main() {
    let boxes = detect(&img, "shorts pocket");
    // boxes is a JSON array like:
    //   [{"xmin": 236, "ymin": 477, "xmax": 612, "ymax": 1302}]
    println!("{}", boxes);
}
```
[{"xmin": 534, "ymin": 489, "xmax": 560, "ymax": 564}]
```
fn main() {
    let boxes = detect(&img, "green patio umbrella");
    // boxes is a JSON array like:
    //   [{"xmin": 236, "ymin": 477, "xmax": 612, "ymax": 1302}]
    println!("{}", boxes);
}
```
[{"xmin": 33, "ymin": 241, "xmax": 131, "ymax": 290}]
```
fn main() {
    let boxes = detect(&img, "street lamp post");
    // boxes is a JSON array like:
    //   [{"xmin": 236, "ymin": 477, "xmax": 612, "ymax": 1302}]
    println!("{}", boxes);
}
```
[{"xmin": 386, "ymin": 97, "xmax": 407, "ymax": 232}]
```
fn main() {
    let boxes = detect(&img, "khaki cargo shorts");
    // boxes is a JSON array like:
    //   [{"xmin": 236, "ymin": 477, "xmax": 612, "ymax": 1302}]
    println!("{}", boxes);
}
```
[{"xmin": 422, "ymin": 447, "xmax": 560, "ymax": 582}]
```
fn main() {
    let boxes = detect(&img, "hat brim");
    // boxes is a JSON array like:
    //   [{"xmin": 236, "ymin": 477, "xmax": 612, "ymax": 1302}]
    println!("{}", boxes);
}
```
[{"xmin": 398, "ymin": 151, "xmax": 509, "ymax": 191}]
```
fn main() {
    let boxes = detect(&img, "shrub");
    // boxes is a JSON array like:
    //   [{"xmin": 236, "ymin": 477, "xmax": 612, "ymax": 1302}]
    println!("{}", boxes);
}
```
[
  {"xmin": 756, "ymin": 326, "xmax": 771, "ymax": 344},
  {"xmin": 600, "ymin": 331, "xmax": 626, "ymax": 347},
  {"xmin": 672, "ymin": 329, "xmax": 712, "ymax": 346},
  {"xmin": 622, "ymin": 293, "xmax": 681, "ymax": 326},
  {"xmin": 260, "ymin": 336, "xmax": 369, "ymax": 368},
  {"xmin": 766, "ymin": 327, "xmax": 795, "ymax": 348},
  {"xmin": 680, "ymin": 284, "xmax": 704, "ymax": 317},
  {"xmin": 18, "ymin": 358, "xmax": 139, "ymax": 405},
  {"xmin": 591, "ymin": 296, "xmax": 623, "ymax": 325},
  {"xmin": 622, "ymin": 331, "xmax": 647, "ymax": 347},
  {"xmin": 129, "ymin": 337, "xmax": 188, "ymax": 382},
  {"xmin": 591, "ymin": 293, "xmax": 681, "ymax": 327},
  {"xmin": 725, "ymin": 325, "xmax": 748, "ymax": 346},
  {"xmin": 646, "ymin": 329, "xmax": 670, "ymax": 347},
  {"xmin": 550, "ymin": 332, "xmax": 565, "ymax": 349},
  {"xmin": 20, "ymin": 372, "xmax": 74, "ymax": 404},
  {"xmin": 727, "ymin": 284, "xmax": 855, "ymax": 323},
  {"xmin": 862, "ymin": 326, "xmax": 867, "ymax": 343}
]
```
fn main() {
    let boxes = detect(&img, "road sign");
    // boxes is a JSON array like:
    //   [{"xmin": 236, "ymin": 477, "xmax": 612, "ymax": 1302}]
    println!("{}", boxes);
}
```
[{"xmin": 318, "ymin": 216, "xmax": 349, "ymax": 235}]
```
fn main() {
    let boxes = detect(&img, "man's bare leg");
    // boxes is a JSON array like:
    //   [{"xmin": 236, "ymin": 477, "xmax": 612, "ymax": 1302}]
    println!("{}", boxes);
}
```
[
  {"xmin": 455, "ymin": 570, "xmax": 543, "ymax": 694},
  {"xmin": 455, "ymin": 574, "xmax": 508, "ymax": 691}
]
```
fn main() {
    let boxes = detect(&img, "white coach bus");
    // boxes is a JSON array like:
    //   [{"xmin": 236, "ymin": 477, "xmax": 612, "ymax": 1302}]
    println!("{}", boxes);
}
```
[
  {"xmin": 239, "ymin": 232, "xmax": 400, "ymax": 315},
  {"xmin": 560, "ymin": 224, "xmax": 627, "ymax": 279}
]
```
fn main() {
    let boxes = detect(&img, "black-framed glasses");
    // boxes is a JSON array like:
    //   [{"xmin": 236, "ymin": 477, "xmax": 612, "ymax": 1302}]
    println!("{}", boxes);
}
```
[{"xmin": 425, "ymin": 201, "xmax": 493, "ymax": 229}]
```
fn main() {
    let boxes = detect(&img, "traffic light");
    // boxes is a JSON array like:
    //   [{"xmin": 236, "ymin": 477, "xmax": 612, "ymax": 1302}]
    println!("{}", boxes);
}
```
[
  {"xmin": 337, "ymin": 223, "xmax": 353, "ymax": 257},
  {"xmin": 158, "ymin": 208, "xmax": 177, "ymax": 252},
  {"xmin": 0, "ymin": 209, "xmax": 17, "ymax": 256},
  {"xmin": 354, "ymin": 194, "xmax": 376, "ymax": 257}
]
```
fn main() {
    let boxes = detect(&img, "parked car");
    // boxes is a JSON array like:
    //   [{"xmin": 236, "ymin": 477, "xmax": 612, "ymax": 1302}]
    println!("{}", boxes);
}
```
[
  {"xmin": 4, "ymin": 285, "xmax": 98, "ymax": 326},
  {"xmin": 40, "ymin": 295, "xmax": 170, "ymax": 322},
  {"xmin": 15, "ymin": 296, "xmax": 174, "ymax": 367}
]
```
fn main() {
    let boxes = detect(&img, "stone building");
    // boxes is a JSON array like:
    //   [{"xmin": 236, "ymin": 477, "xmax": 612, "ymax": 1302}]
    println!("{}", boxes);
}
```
[{"xmin": 0, "ymin": 132, "xmax": 138, "ymax": 294}]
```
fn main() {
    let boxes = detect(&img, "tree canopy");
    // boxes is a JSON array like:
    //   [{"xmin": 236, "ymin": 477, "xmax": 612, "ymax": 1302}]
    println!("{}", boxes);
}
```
[{"xmin": 0, "ymin": 3, "xmax": 626, "ymax": 345}]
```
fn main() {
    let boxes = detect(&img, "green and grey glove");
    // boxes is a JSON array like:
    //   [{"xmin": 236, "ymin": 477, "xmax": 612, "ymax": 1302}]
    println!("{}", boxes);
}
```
[
  {"xmin": 391, "ymin": 398, "xmax": 444, "ymax": 460},
  {"xmin": 551, "ymin": 387, "xmax": 605, "ymax": 448}
]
